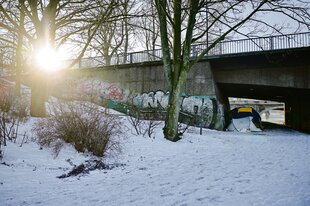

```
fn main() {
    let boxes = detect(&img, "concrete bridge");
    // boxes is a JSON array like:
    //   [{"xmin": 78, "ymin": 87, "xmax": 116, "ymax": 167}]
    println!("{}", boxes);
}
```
[
  {"xmin": 2, "ymin": 32, "xmax": 309, "ymax": 132},
  {"xmin": 70, "ymin": 46, "xmax": 309, "ymax": 133},
  {"xmin": 212, "ymin": 46, "xmax": 310, "ymax": 132},
  {"xmin": 67, "ymin": 32, "xmax": 310, "ymax": 133}
]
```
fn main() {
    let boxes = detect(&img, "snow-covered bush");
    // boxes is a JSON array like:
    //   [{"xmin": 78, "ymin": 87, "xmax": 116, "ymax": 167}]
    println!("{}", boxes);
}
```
[{"xmin": 33, "ymin": 101, "xmax": 122, "ymax": 157}]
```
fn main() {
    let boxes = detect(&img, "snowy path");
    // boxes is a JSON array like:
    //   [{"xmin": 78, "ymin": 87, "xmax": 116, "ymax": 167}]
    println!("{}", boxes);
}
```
[{"xmin": 1, "ymin": 123, "xmax": 310, "ymax": 206}]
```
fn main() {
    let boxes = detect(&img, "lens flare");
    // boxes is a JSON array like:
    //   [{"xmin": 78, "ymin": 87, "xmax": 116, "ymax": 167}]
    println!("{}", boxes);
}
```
[{"xmin": 34, "ymin": 45, "xmax": 62, "ymax": 72}]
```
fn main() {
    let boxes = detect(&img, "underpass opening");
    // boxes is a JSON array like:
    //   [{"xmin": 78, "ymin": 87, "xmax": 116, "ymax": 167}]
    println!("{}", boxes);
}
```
[
  {"xmin": 218, "ymin": 83, "xmax": 310, "ymax": 133},
  {"xmin": 229, "ymin": 97, "xmax": 285, "ymax": 126}
]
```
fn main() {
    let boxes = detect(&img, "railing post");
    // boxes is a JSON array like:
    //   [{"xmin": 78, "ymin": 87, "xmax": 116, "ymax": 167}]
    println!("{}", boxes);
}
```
[
  {"xmin": 192, "ymin": 45, "xmax": 197, "ymax": 57},
  {"xmin": 78, "ymin": 59, "xmax": 82, "ymax": 69},
  {"xmin": 219, "ymin": 42, "xmax": 223, "ymax": 54},
  {"xmin": 129, "ymin": 53, "xmax": 133, "ymax": 64},
  {"xmin": 269, "ymin": 36, "xmax": 274, "ymax": 50},
  {"xmin": 287, "ymin": 36, "xmax": 291, "ymax": 48}
]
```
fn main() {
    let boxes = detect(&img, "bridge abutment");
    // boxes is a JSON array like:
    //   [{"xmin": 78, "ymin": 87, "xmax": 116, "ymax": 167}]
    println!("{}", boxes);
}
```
[{"xmin": 285, "ymin": 98, "xmax": 310, "ymax": 134}]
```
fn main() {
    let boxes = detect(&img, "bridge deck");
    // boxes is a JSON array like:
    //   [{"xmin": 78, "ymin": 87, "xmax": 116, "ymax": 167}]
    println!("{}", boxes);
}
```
[{"xmin": 76, "ymin": 32, "xmax": 310, "ymax": 69}]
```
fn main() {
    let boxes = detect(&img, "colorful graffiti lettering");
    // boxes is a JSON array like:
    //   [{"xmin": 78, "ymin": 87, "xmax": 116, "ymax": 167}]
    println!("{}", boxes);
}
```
[{"xmin": 76, "ymin": 79, "xmax": 126, "ymax": 101}]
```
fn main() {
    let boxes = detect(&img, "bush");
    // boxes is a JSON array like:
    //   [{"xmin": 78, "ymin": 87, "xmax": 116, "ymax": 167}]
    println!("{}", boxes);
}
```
[
  {"xmin": 126, "ymin": 105, "xmax": 144, "ymax": 136},
  {"xmin": 0, "ymin": 89, "xmax": 29, "ymax": 120},
  {"xmin": 33, "ymin": 101, "xmax": 123, "ymax": 157},
  {"xmin": 126, "ymin": 105, "xmax": 162, "ymax": 138},
  {"xmin": 0, "ymin": 90, "xmax": 29, "ymax": 159},
  {"xmin": 0, "ymin": 89, "xmax": 14, "ymax": 113},
  {"xmin": 11, "ymin": 97, "xmax": 29, "ymax": 121},
  {"xmin": 0, "ymin": 111, "xmax": 19, "ymax": 157}
]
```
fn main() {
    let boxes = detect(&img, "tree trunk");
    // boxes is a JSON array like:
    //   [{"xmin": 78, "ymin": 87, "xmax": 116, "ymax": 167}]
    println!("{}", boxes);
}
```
[
  {"xmin": 164, "ymin": 86, "xmax": 181, "ymax": 141},
  {"xmin": 15, "ymin": 51, "xmax": 22, "ymax": 97},
  {"xmin": 30, "ymin": 71, "xmax": 47, "ymax": 117},
  {"xmin": 15, "ymin": 0, "xmax": 25, "ymax": 97},
  {"xmin": 164, "ymin": 68, "xmax": 187, "ymax": 141}
]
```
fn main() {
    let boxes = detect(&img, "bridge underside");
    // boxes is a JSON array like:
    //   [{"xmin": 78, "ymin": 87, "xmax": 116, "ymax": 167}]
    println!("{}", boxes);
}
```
[{"xmin": 218, "ymin": 83, "xmax": 310, "ymax": 133}]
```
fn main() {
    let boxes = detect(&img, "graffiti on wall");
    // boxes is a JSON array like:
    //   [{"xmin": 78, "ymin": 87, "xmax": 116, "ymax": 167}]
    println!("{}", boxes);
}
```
[
  {"xmin": 66, "ymin": 79, "xmax": 223, "ymax": 129},
  {"xmin": 132, "ymin": 90, "xmax": 211, "ymax": 112},
  {"xmin": 75, "ymin": 79, "xmax": 130, "ymax": 102},
  {"xmin": 132, "ymin": 90, "xmax": 216, "ymax": 128},
  {"xmin": 132, "ymin": 90, "xmax": 168, "ymax": 109}
]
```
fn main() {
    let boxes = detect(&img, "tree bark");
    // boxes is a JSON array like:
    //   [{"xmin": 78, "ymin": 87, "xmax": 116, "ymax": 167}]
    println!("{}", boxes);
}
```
[
  {"xmin": 30, "ymin": 71, "xmax": 47, "ymax": 117},
  {"xmin": 163, "ymin": 66, "xmax": 188, "ymax": 141},
  {"xmin": 15, "ymin": 0, "xmax": 25, "ymax": 97},
  {"xmin": 164, "ymin": 87, "xmax": 181, "ymax": 141}
]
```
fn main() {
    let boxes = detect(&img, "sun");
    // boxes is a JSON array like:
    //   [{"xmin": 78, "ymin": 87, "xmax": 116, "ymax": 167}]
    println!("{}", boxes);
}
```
[{"xmin": 34, "ymin": 44, "xmax": 63, "ymax": 72}]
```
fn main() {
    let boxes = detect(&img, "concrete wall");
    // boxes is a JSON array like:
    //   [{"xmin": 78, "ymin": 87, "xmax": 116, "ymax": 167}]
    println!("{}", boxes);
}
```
[
  {"xmin": 71, "ymin": 61, "xmax": 216, "ymax": 96},
  {"xmin": 65, "ymin": 61, "xmax": 225, "ymax": 130}
]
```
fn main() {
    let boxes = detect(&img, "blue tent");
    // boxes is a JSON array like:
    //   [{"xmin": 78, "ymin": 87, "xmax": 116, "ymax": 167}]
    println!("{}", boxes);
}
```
[{"xmin": 228, "ymin": 107, "xmax": 263, "ymax": 132}]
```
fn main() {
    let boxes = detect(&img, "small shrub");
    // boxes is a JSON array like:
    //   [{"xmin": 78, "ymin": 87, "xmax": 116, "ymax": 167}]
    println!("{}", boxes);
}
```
[
  {"xmin": 0, "ymin": 110, "xmax": 20, "ymax": 159},
  {"xmin": 0, "ymin": 90, "xmax": 14, "ymax": 112},
  {"xmin": 126, "ymin": 105, "xmax": 144, "ymax": 135},
  {"xmin": 142, "ymin": 120, "xmax": 162, "ymax": 139},
  {"xmin": 11, "ymin": 97, "xmax": 29, "ymax": 121},
  {"xmin": 178, "ymin": 122, "xmax": 191, "ymax": 136},
  {"xmin": 126, "ymin": 106, "xmax": 162, "ymax": 138},
  {"xmin": 0, "ymin": 90, "xmax": 28, "ymax": 159},
  {"xmin": 0, "ymin": 89, "xmax": 29, "ymax": 120},
  {"xmin": 33, "ymin": 101, "xmax": 122, "ymax": 157}
]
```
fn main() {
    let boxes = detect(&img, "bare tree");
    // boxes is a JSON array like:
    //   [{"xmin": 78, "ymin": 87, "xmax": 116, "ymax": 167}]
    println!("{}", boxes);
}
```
[
  {"xmin": 87, "ymin": 0, "xmax": 136, "ymax": 66},
  {"xmin": 136, "ymin": 0, "xmax": 161, "ymax": 58},
  {"xmin": 14, "ymin": 0, "xmax": 25, "ymax": 97},
  {"xmin": 0, "ymin": 0, "xmax": 121, "ymax": 116},
  {"xmin": 154, "ymin": 0, "xmax": 310, "ymax": 141},
  {"xmin": 0, "ymin": 0, "xmax": 25, "ymax": 95}
]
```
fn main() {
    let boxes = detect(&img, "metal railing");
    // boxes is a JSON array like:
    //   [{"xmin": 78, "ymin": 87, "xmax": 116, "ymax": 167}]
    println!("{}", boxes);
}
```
[
  {"xmin": 77, "ymin": 49, "xmax": 163, "ymax": 69},
  {"xmin": 71, "ymin": 32, "xmax": 310, "ymax": 69},
  {"xmin": 191, "ymin": 32, "xmax": 310, "ymax": 56}
]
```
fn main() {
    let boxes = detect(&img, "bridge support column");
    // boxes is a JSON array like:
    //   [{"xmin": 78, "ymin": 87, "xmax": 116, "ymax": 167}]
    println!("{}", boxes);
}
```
[
  {"xmin": 188, "ymin": 61, "xmax": 227, "ymax": 130},
  {"xmin": 208, "ymin": 65, "xmax": 230, "ymax": 130},
  {"xmin": 285, "ymin": 98, "xmax": 310, "ymax": 134}
]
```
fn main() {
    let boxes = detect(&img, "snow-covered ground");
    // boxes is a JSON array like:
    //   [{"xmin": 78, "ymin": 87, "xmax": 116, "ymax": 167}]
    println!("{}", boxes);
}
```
[{"xmin": 1, "ymin": 116, "xmax": 310, "ymax": 206}]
